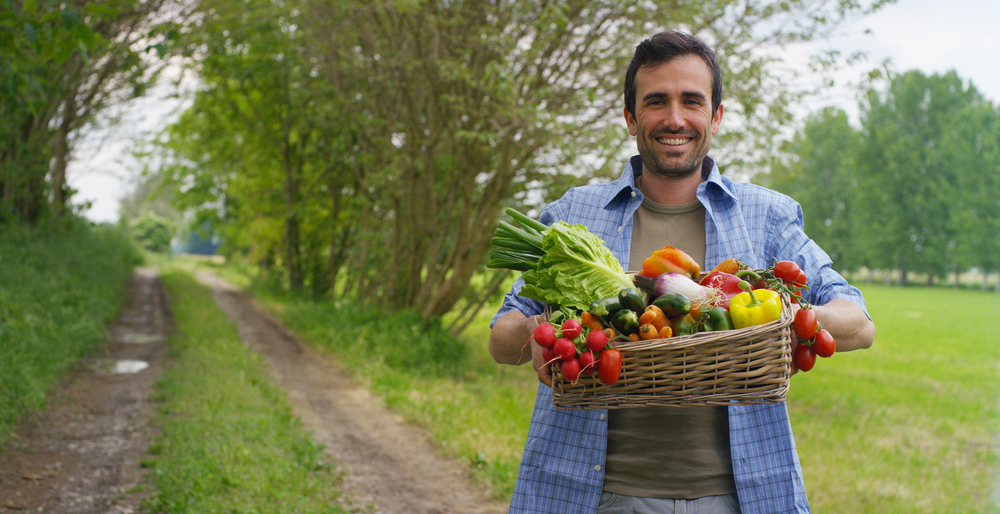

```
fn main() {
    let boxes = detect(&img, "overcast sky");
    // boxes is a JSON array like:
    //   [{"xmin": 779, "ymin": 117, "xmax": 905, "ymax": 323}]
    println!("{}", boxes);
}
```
[{"xmin": 70, "ymin": 0, "xmax": 1000, "ymax": 224}]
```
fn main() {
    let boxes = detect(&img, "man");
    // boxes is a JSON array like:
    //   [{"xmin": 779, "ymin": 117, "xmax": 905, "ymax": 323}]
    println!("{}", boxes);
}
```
[{"xmin": 489, "ymin": 31, "xmax": 875, "ymax": 514}]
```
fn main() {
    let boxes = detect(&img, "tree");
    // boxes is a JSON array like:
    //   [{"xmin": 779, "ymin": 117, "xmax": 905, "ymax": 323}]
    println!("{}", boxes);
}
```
[
  {"xmin": 759, "ymin": 107, "xmax": 862, "ymax": 271},
  {"xmin": 0, "ymin": 0, "xmax": 179, "ymax": 223},
  {"xmin": 856, "ymin": 70, "xmax": 992, "ymax": 285},
  {"xmin": 155, "ymin": 0, "xmax": 899, "ymax": 328}
]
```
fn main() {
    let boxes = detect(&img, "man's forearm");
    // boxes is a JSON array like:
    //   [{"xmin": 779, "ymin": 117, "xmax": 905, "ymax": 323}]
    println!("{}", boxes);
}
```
[
  {"xmin": 811, "ymin": 298, "xmax": 875, "ymax": 352},
  {"xmin": 489, "ymin": 311, "xmax": 544, "ymax": 365}
]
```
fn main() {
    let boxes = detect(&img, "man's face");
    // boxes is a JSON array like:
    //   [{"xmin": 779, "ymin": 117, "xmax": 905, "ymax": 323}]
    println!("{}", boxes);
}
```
[{"xmin": 624, "ymin": 55, "xmax": 723, "ymax": 180}]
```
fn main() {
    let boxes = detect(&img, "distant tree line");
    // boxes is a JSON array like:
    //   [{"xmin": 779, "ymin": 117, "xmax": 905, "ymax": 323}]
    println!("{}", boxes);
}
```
[{"xmin": 760, "ymin": 70, "xmax": 1000, "ymax": 289}]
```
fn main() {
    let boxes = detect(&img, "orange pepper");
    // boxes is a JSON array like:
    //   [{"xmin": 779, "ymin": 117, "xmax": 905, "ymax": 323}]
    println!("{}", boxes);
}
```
[
  {"xmin": 659, "ymin": 326, "xmax": 673, "ymax": 338},
  {"xmin": 629, "ymin": 333, "xmax": 641, "ymax": 342},
  {"xmin": 580, "ymin": 311, "xmax": 604, "ymax": 332},
  {"xmin": 639, "ymin": 305, "xmax": 669, "ymax": 331},
  {"xmin": 603, "ymin": 328, "xmax": 618, "ymax": 340},
  {"xmin": 638, "ymin": 323, "xmax": 659, "ymax": 340},
  {"xmin": 640, "ymin": 246, "xmax": 701, "ymax": 281}
]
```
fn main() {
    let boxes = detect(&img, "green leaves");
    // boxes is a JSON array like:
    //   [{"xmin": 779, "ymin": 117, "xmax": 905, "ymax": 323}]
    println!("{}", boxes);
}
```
[{"xmin": 519, "ymin": 222, "xmax": 633, "ymax": 312}]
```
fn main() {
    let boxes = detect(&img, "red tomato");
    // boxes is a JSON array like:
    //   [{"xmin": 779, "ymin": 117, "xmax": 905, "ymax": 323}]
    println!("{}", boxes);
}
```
[
  {"xmin": 774, "ymin": 261, "xmax": 801, "ymax": 284},
  {"xmin": 813, "ymin": 329, "xmax": 836, "ymax": 358},
  {"xmin": 793, "ymin": 343, "xmax": 816, "ymax": 372},
  {"xmin": 585, "ymin": 329, "xmax": 608, "ymax": 353},
  {"xmin": 560, "ymin": 358, "xmax": 582, "ymax": 383},
  {"xmin": 598, "ymin": 349, "xmax": 622, "ymax": 385},
  {"xmin": 578, "ymin": 350, "xmax": 597, "ymax": 376},
  {"xmin": 794, "ymin": 269, "xmax": 808, "ymax": 287},
  {"xmin": 553, "ymin": 338, "xmax": 577, "ymax": 361},
  {"xmin": 532, "ymin": 323, "xmax": 557, "ymax": 348},
  {"xmin": 561, "ymin": 319, "xmax": 583, "ymax": 339},
  {"xmin": 793, "ymin": 308, "xmax": 818, "ymax": 341}
]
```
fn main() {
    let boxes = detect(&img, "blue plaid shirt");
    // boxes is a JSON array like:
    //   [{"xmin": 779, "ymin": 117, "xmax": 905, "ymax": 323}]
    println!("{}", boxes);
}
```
[{"xmin": 491, "ymin": 155, "xmax": 869, "ymax": 514}]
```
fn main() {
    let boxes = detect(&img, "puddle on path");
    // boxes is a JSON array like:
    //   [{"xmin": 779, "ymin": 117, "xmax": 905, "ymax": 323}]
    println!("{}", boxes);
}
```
[
  {"xmin": 85, "ymin": 359, "xmax": 150, "ymax": 374},
  {"xmin": 118, "ymin": 333, "xmax": 166, "ymax": 344}
]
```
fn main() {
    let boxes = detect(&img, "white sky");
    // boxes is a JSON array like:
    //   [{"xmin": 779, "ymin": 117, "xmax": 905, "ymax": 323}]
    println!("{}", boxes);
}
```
[{"xmin": 69, "ymin": 0, "xmax": 1000, "ymax": 223}]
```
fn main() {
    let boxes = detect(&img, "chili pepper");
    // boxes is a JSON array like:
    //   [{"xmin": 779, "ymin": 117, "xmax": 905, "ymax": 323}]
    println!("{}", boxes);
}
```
[
  {"xmin": 699, "ymin": 271, "xmax": 744, "ymax": 310},
  {"xmin": 640, "ymin": 246, "xmax": 701, "ymax": 281},
  {"xmin": 729, "ymin": 281, "xmax": 783, "ymax": 329}
]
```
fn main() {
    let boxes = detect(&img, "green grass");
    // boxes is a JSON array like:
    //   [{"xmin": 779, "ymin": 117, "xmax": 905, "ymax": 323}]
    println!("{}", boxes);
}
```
[
  {"xmin": 0, "ymin": 220, "xmax": 141, "ymax": 444},
  {"xmin": 143, "ymin": 268, "xmax": 347, "ymax": 513},
  {"xmin": 788, "ymin": 285, "xmax": 1000, "ymax": 513}
]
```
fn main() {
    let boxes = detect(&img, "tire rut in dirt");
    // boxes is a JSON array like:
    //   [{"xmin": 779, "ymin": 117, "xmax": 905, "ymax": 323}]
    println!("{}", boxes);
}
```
[
  {"xmin": 0, "ymin": 268, "xmax": 170, "ymax": 514},
  {"xmin": 195, "ymin": 271, "xmax": 508, "ymax": 514}
]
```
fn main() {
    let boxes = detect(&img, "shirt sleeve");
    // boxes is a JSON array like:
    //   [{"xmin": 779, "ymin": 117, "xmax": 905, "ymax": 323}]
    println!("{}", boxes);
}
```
[{"xmin": 765, "ymin": 196, "xmax": 870, "ymax": 318}]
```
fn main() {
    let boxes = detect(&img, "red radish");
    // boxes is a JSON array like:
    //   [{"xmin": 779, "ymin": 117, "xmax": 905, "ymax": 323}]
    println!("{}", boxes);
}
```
[
  {"xmin": 560, "ymin": 358, "xmax": 582, "ymax": 383},
  {"xmin": 585, "ymin": 329, "xmax": 608, "ymax": 353},
  {"xmin": 553, "ymin": 338, "xmax": 577, "ymax": 361},
  {"xmin": 561, "ymin": 319, "xmax": 583, "ymax": 339},
  {"xmin": 578, "ymin": 351, "xmax": 597, "ymax": 376},
  {"xmin": 542, "ymin": 347, "xmax": 557, "ymax": 364},
  {"xmin": 532, "ymin": 323, "xmax": 557, "ymax": 348}
]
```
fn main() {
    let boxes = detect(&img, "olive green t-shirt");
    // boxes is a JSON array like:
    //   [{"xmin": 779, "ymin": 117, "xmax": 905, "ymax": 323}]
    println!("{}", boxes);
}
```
[{"xmin": 602, "ymin": 187, "xmax": 737, "ymax": 499}]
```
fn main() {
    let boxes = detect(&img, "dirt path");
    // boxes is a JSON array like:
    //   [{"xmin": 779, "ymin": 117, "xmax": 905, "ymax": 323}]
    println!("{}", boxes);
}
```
[
  {"xmin": 0, "ymin": 268, "xmax": 169, "ymax": 513},
  {"xmin": 0, "ymin": 268, "xmax": 509, "ymax": 514},
  {"xmin": 195, "ymin": 271, "xmax": 508, "ymax": 514}
]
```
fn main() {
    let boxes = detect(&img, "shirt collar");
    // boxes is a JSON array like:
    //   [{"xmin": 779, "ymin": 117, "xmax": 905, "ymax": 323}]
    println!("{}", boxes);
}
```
[{"xmin": 603, "ymin": 155, "xmax": 737, "ymax": 208}]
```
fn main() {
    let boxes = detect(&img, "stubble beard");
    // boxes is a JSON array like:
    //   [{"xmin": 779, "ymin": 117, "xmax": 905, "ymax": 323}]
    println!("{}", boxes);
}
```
[{"xmin": 637, "ymin": 130, "xmax": 706, "ymax": 181}]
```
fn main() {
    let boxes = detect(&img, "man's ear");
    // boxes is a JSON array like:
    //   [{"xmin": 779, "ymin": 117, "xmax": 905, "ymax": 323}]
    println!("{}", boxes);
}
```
[
  {"xmin": 711, "ymin": 103, "xmax": 724, "ymax": 135},
  {"xmin": 624, "ymin": 106, "xmax": 638, "ymax": 136}
]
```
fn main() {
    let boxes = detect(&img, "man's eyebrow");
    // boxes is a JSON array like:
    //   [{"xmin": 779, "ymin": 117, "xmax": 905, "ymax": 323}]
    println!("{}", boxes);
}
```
[{"xmin": 641, "ymin": 91, "xmax": 708, "ymax": 102}]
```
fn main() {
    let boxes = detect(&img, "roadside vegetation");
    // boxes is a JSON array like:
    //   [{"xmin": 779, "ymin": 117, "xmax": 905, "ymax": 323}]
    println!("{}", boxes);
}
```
[
  {"xmin": 143, "ymin": 268, "xmax": 347, "ymax": 513},
  {"xmin": 181, "ymin": 256, "xmax": 999, "ymax": 512},
  {"xmin": 0, "ymin": 220, "xmax": 140, "ymax": 444}
]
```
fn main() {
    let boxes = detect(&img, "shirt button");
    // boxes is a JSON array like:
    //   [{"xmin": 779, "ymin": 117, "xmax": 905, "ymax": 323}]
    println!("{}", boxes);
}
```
[
  {"xmin": 617, "ymin": 226, "xmax": 623, "ymax": 233},
  {"xmin": 631, "ymin": 190, "xmax": 636, "ymax": 197},
  {"xmin": 599, "ymin": 413, "xmax": 605, "ymax": 420},
  {"xmin": 595, "ymin": 465, "xmax": 602, "ymax": 471}
]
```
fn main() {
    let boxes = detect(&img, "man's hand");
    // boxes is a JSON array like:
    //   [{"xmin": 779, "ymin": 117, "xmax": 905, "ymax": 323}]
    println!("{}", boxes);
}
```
[
  {"xmin": 788, "ymin": 298, "xmax": 875, "ymax": 377},
  {"xmin": 529, "ymin": 337, "xmax": 554, "ymax": 387}
]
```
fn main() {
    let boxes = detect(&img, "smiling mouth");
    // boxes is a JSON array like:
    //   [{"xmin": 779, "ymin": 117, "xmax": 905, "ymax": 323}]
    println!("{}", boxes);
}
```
[{"xmin": 656, "ymin": 137, "xmax": 690, "ymax": 146}]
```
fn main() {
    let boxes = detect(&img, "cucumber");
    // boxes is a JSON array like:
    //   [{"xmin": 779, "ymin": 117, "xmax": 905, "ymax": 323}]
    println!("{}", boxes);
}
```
[
  {"xmin": 589, "ymin": 296, "xmax": 623, "ymax": 318},
  {"xmin": 609, "ymin": 308, "xmax": 640, "ymax": 335},
  {"xmin": 651, "ymin": 293, "xmax": 692, "ymax": 318},
  {"xmin": 617, "ymin": 287, "xmax": 646, "ymax": 313}
]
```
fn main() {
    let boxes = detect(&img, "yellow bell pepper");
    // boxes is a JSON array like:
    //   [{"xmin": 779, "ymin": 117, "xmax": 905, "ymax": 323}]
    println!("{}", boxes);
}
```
[{"xmin": 729, "ymin": 281, "xmax": 782, "ymax": 329}]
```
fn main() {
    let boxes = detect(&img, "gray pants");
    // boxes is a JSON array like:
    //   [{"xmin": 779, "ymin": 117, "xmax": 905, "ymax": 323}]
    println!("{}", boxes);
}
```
[{"xmin": 597, "ymin": 492, "xmax": 742, "ymax": 514}]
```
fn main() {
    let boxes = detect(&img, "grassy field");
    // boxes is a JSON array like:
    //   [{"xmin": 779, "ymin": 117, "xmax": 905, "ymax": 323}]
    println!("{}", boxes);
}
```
[
  {"xmin": 789, "ymin": 285, "xmax": 1000, "ymax": 513},
  {"xmin": 177, "ymin": 257, "xmax": 1000, "ymax": 511},
  {"xmin": 142, "ymin": 268, "xmax": 348, "ymax": 513}
]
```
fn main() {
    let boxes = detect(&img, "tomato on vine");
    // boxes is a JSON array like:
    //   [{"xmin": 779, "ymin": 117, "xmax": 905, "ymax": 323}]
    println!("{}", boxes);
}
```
[
  {"xmin": 793, "ymin": 308, "xmax": 818, "ymax": 341},
  {"xmin": 773, "ymin": 261, "xmax": 802, "ymax": 284},
  {"xmin": 812, "ymin": 329, "xmax": 836, "ymax": 358},
  {"xmin": 793, "ymin": 343, "xmax": 816, "ymax": 372}
]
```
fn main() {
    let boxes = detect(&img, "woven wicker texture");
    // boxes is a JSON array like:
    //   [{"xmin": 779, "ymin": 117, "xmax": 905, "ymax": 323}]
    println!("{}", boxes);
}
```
[{"xmin": 551, "ymin": 295, "xmax": 793, "ymax": 410}]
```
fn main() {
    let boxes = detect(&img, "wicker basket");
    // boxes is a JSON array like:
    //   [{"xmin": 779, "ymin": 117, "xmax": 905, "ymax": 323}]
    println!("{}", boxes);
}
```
[{"xmin": 550, "ymin": 294, "xmax": 793, "ymax": 410}]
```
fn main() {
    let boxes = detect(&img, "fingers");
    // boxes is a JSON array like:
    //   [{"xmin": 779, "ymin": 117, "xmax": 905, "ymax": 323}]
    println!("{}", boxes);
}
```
[{"xmin": 529, "ymin": 339, "xmax": 553, "ymax": 388}]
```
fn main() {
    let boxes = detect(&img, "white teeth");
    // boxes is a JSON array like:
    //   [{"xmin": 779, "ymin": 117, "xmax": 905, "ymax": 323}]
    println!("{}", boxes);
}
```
[{"xmin": 657, "ymin": 137, "xmax": 687, "ymax": 146}]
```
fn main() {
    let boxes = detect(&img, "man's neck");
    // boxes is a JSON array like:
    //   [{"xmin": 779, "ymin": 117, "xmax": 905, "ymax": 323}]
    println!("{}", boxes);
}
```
[{"xmin": 639, "ymin": 172, "xmax": 703, "ymax": 205}]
